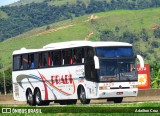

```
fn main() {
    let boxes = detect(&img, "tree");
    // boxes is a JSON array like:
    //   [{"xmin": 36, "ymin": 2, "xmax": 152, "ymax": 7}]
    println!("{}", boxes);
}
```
[
  {"xmin": 154, "ymin": 27, "xmax": 160, "ymax": 38},
  {"xmin": 140, "ymin": 28, "xmax": 149, "ymax": 41},
  {"xmin": 150, "ymin": 62, "xmax": 160, "ymax": 88},
  {"xmin": 122, "ymin": 31, "xmax": 138, "ymax": 43}
]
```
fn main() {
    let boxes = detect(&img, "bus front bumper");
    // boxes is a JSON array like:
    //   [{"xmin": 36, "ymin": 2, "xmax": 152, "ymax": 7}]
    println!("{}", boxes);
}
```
[{"xmin": 98, "ymin": 88, "xmax": 138, "ymax": 98}]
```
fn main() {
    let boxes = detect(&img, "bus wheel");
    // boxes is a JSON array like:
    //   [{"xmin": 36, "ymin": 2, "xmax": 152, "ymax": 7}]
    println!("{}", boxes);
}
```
[
  {"xmin": 35, "ymin": 88, "xmax": 43, "ymax": 106},
  {"xmin": 113, "ymin": 97, "xmax": 123, "ymax": 103},
  {"xmin": 35, "ymin": 88, "xmax": 50, "ymax": 106},
  {"xmin": 79, "ymin": 86, "xmax": 90, "ymax": 104},
  {"xmin": 26, "ymin": 89, "xmax": 35, "ymax": 106}
]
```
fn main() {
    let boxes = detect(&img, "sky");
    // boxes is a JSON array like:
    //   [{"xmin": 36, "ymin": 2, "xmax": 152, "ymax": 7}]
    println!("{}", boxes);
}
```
[{"xmin": 0, "ymin": 0, "xmax": 20, "ymax": 7}]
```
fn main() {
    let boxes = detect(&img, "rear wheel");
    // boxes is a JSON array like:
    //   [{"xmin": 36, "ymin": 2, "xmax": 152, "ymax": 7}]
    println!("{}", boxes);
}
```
[
  {"xmin": 79, "ymin": 86, "xmax": 90, "ymax": 104},
  {"xmin": 26, "ymin": 89, "xmax": 35, "ymax": 106},
  {"xmin": 35, "ymin": 88, "xmax": 50, "ymax": 106}
]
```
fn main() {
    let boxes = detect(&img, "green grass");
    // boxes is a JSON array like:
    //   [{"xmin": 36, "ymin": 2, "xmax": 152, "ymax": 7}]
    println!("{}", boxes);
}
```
[
  {"xmin": 0, "ymin": 11, "xmax": 9, "ymax": 19},
  {"xmin": 0, "ymin": 102, "xmax": 160, "ymax": 115},
  {"xmin": 10, "ymin": 0, "xmax": 45, "ymax": 6},
  {"xmin": 0, "ymin": 8, "xmax": 160, "ymax": 69}
]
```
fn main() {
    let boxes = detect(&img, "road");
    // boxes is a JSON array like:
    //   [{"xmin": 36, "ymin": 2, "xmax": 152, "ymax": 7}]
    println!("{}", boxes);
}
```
[{"xmin": 0, "ymin": 95, "xmax": 159, "ymax": 106}]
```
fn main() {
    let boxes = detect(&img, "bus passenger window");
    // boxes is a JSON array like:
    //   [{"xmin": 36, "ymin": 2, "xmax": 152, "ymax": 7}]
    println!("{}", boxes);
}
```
[
  {"xmin": 13, "ymin": 55, "xmax": 20, "ymax": 70},
  {"xmin": 73, "ymin": 48, "xmax": 84, "ymax": 64},
  {"xmin": 29, "ymin": 54, "xmax": 35, "ymax": 69},
  {"xmin": 20, "ymin": 55, "xmax": 23, "ymax": 69},
  {"xmin": 43, "ymin": 52, "xmax": 48, "ymax": 67},
  {"xmin": 51, "ymin": 52, "xmax": 54, "ymax": 66},
  {"xmin": 39, "ymin": 53, "xmax": 43, "ymax": 68},
  {"xmin": 34, "ymin": 53, "xmax": 39, "ymax": 69},
  {"xmin": 63, "ymin": 49, "xmax": 72, "ymax": 65},
  {"xmin": 22, "ymin": 54, "xmax": 28, "ymax": 70},
  {"xmin": 53, "ymin": 51, "xmax": 62, "ymax": 66}
]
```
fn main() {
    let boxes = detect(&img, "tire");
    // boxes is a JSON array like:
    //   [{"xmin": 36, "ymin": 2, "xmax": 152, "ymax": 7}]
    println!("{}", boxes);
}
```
[
  {"xmin": 113, "ymin": 97, "xmax": 123, "ymax": 103},
  {"xmin": 26, "ymin": 89, "xmax": 35, "ymax": 106},
  {"xmin": 35, "ymin": 88, "xmax": 50, "ymax": 106},
  {"xmin": 79, "ymin": 86, "xmax": 90, "ymax": 104},
  {"xmin": 35, "ymin": 88, "xmax": 42, "ymax": 106}
]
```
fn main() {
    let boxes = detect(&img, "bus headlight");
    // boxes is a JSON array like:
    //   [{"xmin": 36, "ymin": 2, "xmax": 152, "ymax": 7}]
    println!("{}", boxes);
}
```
[{"xmin": 130, "ymin": 85, "xmax": 137, "ymax": 88}]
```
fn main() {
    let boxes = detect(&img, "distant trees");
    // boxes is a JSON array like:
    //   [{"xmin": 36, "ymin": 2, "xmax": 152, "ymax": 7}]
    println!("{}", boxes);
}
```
[
  {"xmin": 150, "ymin": 62, "xmax": 160, "ymax": 88},
  {"xmin": 0, "ymin": 67, "xmax": 12, "ymax": 94},
  {"xmin": 99, "ymin": 28, "xmax": 139, "ymax": 44},
  {"xmin": 154, "ymin": 27, "xmax": 160, "ymax": 38}
]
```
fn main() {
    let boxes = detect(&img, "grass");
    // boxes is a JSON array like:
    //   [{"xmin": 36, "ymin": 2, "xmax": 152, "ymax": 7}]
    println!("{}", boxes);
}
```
[
  {"xmin": 0, "ymin": 8, "xmax": 160, "ymax": 69},
  {"xmin": 0, "ymin": 11, "xmax": 8, "ymax": 19},
  {"xmin": 0, "ymin": 102, "xmax": 160, "ymax": 115},
  {"xmin": 10, "ymin": 0, "xmax": 45, "ymax": 6}
]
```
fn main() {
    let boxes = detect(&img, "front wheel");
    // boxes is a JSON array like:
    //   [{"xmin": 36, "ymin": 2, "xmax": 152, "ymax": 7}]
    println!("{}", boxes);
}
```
[{"xmin": 79, "ymin": 86, "xmax": 90, "ymax": 104}]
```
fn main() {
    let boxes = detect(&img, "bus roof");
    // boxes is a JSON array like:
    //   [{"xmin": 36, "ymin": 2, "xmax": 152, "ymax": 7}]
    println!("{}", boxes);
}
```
[{"xmin": 13, "ymin": 40, "xmax": 132, "ymax": 55}]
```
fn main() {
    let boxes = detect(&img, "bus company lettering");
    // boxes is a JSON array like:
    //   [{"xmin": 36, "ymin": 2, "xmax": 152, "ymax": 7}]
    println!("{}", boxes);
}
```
[{"xmin": 51, "ymin": 74, "xmax": 73, "ymax": 85}]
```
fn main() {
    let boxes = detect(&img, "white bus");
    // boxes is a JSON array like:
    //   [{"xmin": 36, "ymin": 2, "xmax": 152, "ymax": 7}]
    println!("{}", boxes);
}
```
[{"xmin": 12, "ymin": 41, "xmax": 144, "ymax": 106}]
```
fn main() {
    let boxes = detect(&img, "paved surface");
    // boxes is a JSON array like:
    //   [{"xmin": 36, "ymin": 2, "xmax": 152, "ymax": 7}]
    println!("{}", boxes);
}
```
[
  {"xmin": 0, "ymin": 89, "xmax": 160, "ymax": 105},
  {"xmin": 0, "ymin": 95, "xmax": 160, "ymax": 106}
]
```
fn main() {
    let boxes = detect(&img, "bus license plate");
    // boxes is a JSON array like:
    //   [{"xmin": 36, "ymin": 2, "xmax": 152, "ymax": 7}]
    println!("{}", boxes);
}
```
[{"xmin": 116, "ymin": 92, "xmax": 123, "ymax": 95}]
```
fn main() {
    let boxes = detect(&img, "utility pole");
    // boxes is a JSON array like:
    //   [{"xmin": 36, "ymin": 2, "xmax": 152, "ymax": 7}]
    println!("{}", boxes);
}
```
[{"xmin": 0, "ymin": 64, "xmax": 6, "ymax": 95}]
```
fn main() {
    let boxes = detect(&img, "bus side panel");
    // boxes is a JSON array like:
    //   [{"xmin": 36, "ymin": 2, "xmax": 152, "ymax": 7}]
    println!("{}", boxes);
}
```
[{"xmin": 12, "ymin": 65, "xmax": 84, "ymax": 101}]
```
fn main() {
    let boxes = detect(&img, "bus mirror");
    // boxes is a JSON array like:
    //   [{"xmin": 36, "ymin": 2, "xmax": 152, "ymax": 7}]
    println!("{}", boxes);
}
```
[
  {"xmin": 94, "ymin": 56, "xmax": 99, "ymax": 69},
  {"xmin": 137, "ymin": 55, "xmax": 144, "ymax": 68}
]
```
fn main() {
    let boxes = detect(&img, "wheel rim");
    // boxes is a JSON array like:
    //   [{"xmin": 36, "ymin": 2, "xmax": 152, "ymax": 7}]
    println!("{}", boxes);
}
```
[
  {"xmin": 80, "ymin": 88, "xmax": 86, "ymax": 102},
  {"xmin": 27, "ymin": 91, "xmax": 33, "ymax": 104},
  {"xmin": 35, "ymin": 90, "xmax": 41, "ymax": 104}
]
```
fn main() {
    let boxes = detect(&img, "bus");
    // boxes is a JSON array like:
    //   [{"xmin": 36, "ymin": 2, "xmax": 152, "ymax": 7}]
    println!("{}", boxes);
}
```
[{"xmin": 12, "ymin": 40, "xmax": 144, "ymax": 106}]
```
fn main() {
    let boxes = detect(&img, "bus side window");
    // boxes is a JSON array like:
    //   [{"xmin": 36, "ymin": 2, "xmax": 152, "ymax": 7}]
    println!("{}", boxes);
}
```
[
  {"xmin": 73, "ymin": 49, "xmax": 77, "ymax": 64},
  {"xmin": 85, "ymin": 47, "xmax": 97, "ymax": 81},
  {"xmin": 13, "ymin": 55, "xmax": 21, "ymax": 70},
  {"xmin": 48, "ymin": 52, "xmax": 51, "ymax": 67},
  {"xmin": 43, "ymin": 52, "xmax": 48, "ymax": 67},
  {"xmin": 39, "ymin": 53, "xmax": 43, "ymax": 68},
  {"xmin": 63, "ymin": 49, "xmax": 72, "ymax": 65},
  {"xmin": 53, "ymin": 50, "xmax": 62, "ymax": 66},
  {"xmin": 29, "ymin": 54, "xmax": 35, "ymax": 69},
  {"xmin": 19, "ymin": 55, "xmax": 23, "ymax": 70},
  {"xmin": 34, "ymin": 53, "xmax": 39, "ymax": 69},
  {"xmin": 51, "ymin": 51, "xmax": 54, "ymax": 66},
  {"xmin": 73, "ymin": 48, "xmax": 84, "ymax": 64},
  {"xmin": 22, "ymin": 54, "xmax": 28, "ymax": 70}
]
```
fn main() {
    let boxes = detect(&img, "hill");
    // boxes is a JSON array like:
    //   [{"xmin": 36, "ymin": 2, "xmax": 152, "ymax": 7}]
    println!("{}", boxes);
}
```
[
  {"xmin": 0, "ymin": 0, "xmax": 160, "ymax": 41},
  {"xmin": 0, "ymin": 7, "xmax": 160, "ymax": 69}
]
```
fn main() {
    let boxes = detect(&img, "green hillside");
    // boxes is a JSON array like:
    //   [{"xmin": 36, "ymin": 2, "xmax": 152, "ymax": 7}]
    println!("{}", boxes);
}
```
[
  {"xmin": 0, "ymin": 11, "xmax": 8, "ymax": 19},
  {"xmin": 0, "ymin": 8, "xmax": 160, "ymax": 69},
  {"xmin": 10, "ymin": 0, "xmax": 45, "ymax": 6}
]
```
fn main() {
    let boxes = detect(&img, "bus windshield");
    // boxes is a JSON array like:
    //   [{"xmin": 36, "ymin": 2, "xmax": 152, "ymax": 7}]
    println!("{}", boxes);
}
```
[
  {"xmin": 96, "ymin": 47, "xmax": 137, "ymax": 82},
  {"xmin": 96, "ymin": 47, "xmax": 133, "ymax": 58}
]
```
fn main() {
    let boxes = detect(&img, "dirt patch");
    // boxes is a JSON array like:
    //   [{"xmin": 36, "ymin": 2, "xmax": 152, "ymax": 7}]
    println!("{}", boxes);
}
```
[
  {"xmin": 149, "ymin": 25, "xmax": 159, "ymax": 30},
  {"xmin": 34, "ymin": 24, "xmax": 73, "ymax": 37}
]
